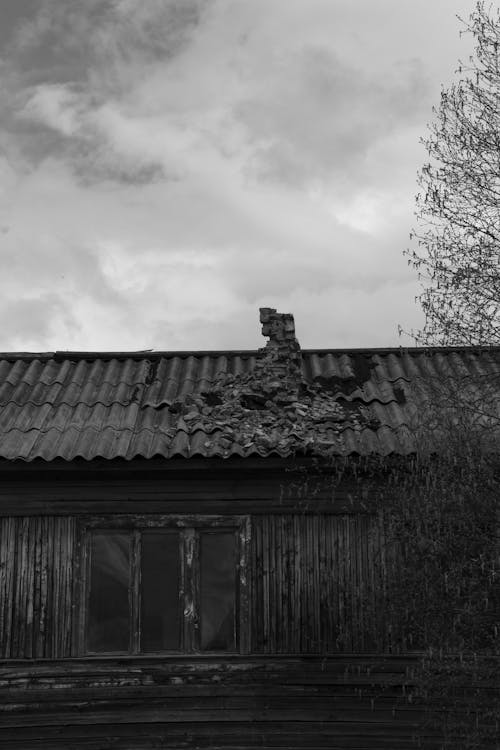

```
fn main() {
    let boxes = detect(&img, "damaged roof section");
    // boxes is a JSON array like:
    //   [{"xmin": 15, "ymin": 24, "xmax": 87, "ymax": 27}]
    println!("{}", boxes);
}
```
[
  {"xmin": 0, "ymin": 308, "xmax": 500, "ymax": 461},
  {"xmin": 191, "ymin": 308, "xmax": 383, "ymax": 457}
]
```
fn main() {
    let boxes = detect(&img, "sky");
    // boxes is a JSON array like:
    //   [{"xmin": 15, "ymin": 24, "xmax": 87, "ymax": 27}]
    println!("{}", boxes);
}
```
[{"xmin": 0, "ymin": 0, "xmax": 479, "ymax": 352}]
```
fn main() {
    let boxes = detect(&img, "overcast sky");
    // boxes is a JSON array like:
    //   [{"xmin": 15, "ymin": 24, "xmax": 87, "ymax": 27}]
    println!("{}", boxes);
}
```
[{"xmin": 0, "ymin": 0, "xmax": 478, "ymax": 352}]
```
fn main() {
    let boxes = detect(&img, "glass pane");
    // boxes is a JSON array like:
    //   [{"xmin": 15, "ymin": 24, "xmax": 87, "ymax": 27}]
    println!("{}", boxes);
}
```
[
  {"xmin": 88, "ymin": 532, "xmax": 131, "ymax": 652},
  {"xmin": 200, "ymin": 532, "xmax": 236, "ymax": 651},
  {"xmin": 141, "ymin": 532, "xmax": 181, "ymax": 651}
]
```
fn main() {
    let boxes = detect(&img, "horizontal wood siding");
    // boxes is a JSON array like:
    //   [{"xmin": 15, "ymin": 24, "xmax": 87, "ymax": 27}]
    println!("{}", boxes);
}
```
[
  {"xmin": 251, "ymin": 514, "xmax": 388, "ymax": 653},
  {"xmin": 0, "ymin": 656, "xmax": 436, "ymax": 749},
  {"xmin": 0, "ymin": 516, "xmax": 76, "ymax": 659}
]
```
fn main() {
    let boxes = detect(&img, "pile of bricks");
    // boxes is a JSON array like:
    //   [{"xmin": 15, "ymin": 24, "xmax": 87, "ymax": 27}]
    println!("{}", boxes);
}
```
[{"xmin": 171, "ymin": 309, "xmax": 374, "ymax": 457}]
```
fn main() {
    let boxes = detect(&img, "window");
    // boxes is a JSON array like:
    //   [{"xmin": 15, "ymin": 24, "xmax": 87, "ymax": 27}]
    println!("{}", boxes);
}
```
[{"xmin": 80, "ymin": 516, "xmax": 250, "ymax": 655}]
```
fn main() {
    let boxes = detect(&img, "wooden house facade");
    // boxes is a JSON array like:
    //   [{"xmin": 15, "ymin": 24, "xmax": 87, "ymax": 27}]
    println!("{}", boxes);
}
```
[{"xmin": 0, "ymin": 308, "xmax": 498, "ymax": 749}]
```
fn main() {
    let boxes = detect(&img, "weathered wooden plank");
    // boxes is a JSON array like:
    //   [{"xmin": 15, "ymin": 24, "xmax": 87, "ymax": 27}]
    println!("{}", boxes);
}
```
[
  {"xmin": 32, "ymin": 518, "xmax": 42, "ymax": 659},
  {"xmin": 274, "ymin": 515, "xmax": 282, "ymax": 653},
  {"xmin": 0, "ymin": 497, "xmax": 375, "ymax": 516},
  {"xmin": 328, "ymin": 514, "xmax": 338, "ymax": 651},
  {"xmin": 251, "ymin": 515, "xmax": 261, "ymax": 651},
  {"xmin": 0, "ymin": 740, "xmax": 430, "ymax": 750},
  {"xmin": 363, "ymin": 514, "xmax": 374, "ymax": 650},
  {"xmin": 312, "ymin": 514, "xmax": 321, "ymax": 651},
  {"xmin": 283, "ymin": 514, "xmax": 290, "ymax": 653},
  {"xmin": 52, "ymin": 517, "xmax": 61, "ymax": 658},
  {"xmin": 70, "ymin": 519, "xmax": 82, "ymax": 657},
  {"xmin": 262, "ymin": 517, "xmax": 270, "ymax": 652},
  {"xmin": 10, "ymin": 519, "xmax": 20, "ymax": 658},
  {"xmin": 66, "ymin": 517, "xmax": 75, "ymax": 656},
  {"xmin": 347, "ymin": 514, "xmax": 355, "ymax": 653},
  {"xmin": 39, "ymin": 517, "xmax": 49, "ymax": 658},
  {"xmin": 302, "ymin": 515, "xmax": 309, "ymax": 652},
  {"xmin": 321, "ymin": 515, "xmax": 330, "ymax": 651},
  {"xmin": 25, "ymin": 517, "xmax": 35, "ymax": 658},
  {"xmin": 354, "ymin": 515, "xmax": 363, "ymax": 651},
  {"xmin": 14, "ymin": 518, "xmax": 27, "ymax": 657},
  {"xmin": 45, "ymin": 518, "xmax": 54, "ymax": 659},
  {"xmin": 130, "ymin": 529, "xmax": 140, "ymax": 655},
  {"xmin": 338, "ymin": 516, "xmax": 346, "ymax": 650},
  {"xmin": 0, "ymin": 518, "xmax": 14, "ymax": 657},
  {"xmin": 0, "ymin": 724, "xmax": 435, "ymax": 750},
  {"xmin": 0, "ymin": 670, "xmax": 424, "ymax": 687},
  {"xmin": 238, "ymin": 517, "xmax": 251, "ymax": 654},
  {"xmin": 292, "ymin": 514, "xmax": 301, "ymax": 653},
  {"xmin": 0, "ymin": 521, "xmax": 5, "ymax": 656},
  {"xmin": 270, "ymin": 515, "xmax": 277, "ymax": 653},
  {"xmin": 65, "ymin": 517, "xmax": 75, "ymax": 657},
  {"xmin": 0, "ymin": 706, "xmax": 426, "ymax": 727},
  {"xmin": 0, "ymin": 683, "xmax": 423, "ymax": 702}
]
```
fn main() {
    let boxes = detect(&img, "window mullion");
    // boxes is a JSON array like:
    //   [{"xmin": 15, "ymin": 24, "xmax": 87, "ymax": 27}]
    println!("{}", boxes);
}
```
[{"xmin": 182, "ymin": 528, "xmax": 199, "ymax": 652}]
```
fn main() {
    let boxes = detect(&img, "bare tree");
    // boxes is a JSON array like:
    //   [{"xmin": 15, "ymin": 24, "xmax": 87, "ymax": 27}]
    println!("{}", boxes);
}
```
[{"xmin": 408, "ymin": 1, "xmax": 500, "ymax": 345}]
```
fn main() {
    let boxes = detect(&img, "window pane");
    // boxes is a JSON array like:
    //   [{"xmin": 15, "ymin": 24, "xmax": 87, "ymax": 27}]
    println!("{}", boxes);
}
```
[
  {"xmin": 88, "ymin": 532, "xmax": 131, "ymax": 652},
  {"xmin": 200, "ymin": 532, "xmax": 236, "ymax": 651},
  {"xmin": 141, "ymin": 532, "xmax": 181, "ymax": 651}
]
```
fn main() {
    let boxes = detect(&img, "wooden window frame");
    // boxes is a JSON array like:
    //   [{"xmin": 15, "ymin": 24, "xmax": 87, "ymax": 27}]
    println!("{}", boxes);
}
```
[{"xmin": 77, "ymin": 515, "xmax": 251, "ymax": 656}]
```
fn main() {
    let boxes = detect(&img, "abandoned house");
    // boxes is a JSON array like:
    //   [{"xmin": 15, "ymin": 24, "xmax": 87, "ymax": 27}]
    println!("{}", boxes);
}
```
[{"xmin": 0, "ymin": 307, "xmax": 498, "ymax": 749}]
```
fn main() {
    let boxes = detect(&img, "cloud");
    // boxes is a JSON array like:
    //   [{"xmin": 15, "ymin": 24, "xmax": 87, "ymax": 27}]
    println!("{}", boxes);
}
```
[
  {"xmin": 8, "ymin": 0, "xmax": 208, "ymax": 91},
  {"xmin": 1, "ymin": 0, "xmax": 211, "ymax": 179},
  {"xmin": 9, "ymin": 0, "xmax": 431, "ymax": 191},
  {"xmin": 236, "ymin": 48, "xmax": 429, "ymax": 190},
  {"xmin": 20, "ymin": 83, "xmax": 82, "ymax": 136},
  {"xmin": 17, "ymin": 87, "xmax": 170, "ymax": 184},
  {"xmin": 0, "ymin": 0, "xmax": 475, "ymax": 351},
  {"xmin": 0, "ymin": 293, "xmax": 79, "ymax": 349}
]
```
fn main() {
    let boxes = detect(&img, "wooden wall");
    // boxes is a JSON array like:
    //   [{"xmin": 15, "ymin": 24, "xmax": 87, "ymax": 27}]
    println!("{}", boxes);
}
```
[
  {"xmin": 0, "ymin": 464, "xmax": 437, "ymax": 749},
  {"xmin": 0, "ymin": 512, "xmax": 391, "ymax": 659},
  {"xmin": 0, "ymin": 655, "xmax": 435, "ymax": 749},
  {"xmin": 251, "ymin": 513, "xmax": 388, "ymax": 653},
  {"xmin": 0, "ymin": 517, "xmax": 76, "ymax": 659}
]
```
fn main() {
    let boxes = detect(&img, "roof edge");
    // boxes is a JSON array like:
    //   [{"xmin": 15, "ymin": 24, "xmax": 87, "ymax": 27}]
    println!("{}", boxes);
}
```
[{"xmin": 1, "ymin": 345, "xmax": 500, "ymax": 362}]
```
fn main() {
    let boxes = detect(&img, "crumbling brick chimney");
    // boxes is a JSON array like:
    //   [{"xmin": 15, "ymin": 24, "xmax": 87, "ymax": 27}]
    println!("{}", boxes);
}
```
[{"xmin": 257, "ymin": 307, "xmax": 302, "ymax": 393}]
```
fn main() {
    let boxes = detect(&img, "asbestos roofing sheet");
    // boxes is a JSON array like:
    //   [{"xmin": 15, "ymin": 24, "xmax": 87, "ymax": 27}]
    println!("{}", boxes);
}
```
[{"xmin": 0, "ymin": 347, "xmax": 498, "ymax": 461}]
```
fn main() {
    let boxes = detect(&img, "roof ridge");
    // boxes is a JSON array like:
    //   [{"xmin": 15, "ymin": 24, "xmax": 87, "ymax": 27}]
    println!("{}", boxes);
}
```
[{"xmin": 1, "ymin": 346, "xmax": 500, "ymax": 362}]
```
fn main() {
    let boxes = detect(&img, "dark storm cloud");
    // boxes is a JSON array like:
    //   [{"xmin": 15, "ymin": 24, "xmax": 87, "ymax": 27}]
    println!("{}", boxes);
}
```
[
  {"xmin": 0, "ymin": 0, "xmax": 210, "ymax": 181},
  {"xmin": 0, "ymin": 0, "xmax": 39, "ymax": 50},
  {"xmin": 5, "ymin": 0, "xmax": 206, "ymax": 88}
]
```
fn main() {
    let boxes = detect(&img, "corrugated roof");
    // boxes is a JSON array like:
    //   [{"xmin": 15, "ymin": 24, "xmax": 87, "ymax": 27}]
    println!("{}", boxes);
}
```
[{"xmin": 0, "ymin": 348, "xmax": 499, "ymax": 461}]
